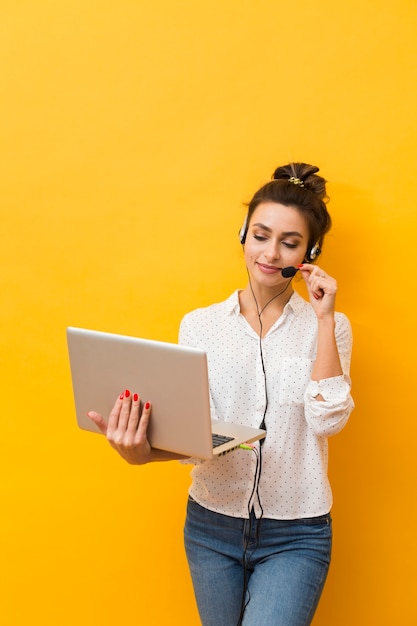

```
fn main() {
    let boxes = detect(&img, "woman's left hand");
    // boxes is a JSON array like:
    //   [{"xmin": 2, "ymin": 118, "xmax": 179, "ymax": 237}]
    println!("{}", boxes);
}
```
[{"xmin": 298, "ymin": 263, "xmax": 337, "ymax": 318}]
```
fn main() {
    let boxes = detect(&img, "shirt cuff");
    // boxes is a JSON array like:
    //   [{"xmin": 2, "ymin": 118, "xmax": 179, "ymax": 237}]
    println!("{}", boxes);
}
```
[{"xmin": 307, "ymin": 374, "xmax": 351, "ymax": 401}]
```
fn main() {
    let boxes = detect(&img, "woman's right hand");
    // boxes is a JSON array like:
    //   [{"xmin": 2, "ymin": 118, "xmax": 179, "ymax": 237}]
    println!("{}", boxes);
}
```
[{"xmin": 87, "ymin": 390, "xmax": 152, "ymax": 465}]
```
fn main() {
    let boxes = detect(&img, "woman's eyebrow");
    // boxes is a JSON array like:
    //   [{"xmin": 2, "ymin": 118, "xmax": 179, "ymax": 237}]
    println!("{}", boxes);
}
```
[
  {"xmin": 281, "ymin": 231, "xmax": 304, "ymax": 238},
  {"xmin": 252, "ymin": 223, "xmax": 304, "ymax": 238}
]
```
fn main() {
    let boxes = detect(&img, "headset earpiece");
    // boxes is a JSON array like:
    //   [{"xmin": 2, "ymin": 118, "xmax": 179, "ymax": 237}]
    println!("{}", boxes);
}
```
[
  {"xmin": 239, "ymin": 216, "xmax": 248, "ymax": 244},
  {"xmin": 307, "ymin": 243, "xmax": 321, "ymax": 262}
]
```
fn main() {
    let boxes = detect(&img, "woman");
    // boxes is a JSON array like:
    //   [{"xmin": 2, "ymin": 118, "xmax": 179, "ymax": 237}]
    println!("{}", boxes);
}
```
[{"xmin": 88, "ymin": 162, "xmax": 354, "ymax": 626}]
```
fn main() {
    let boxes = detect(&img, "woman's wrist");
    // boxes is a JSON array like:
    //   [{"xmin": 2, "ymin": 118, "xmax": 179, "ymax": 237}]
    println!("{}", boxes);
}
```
[{"xmin": 316, "ymin": 313, "xmax": 336, "ymax": 326}]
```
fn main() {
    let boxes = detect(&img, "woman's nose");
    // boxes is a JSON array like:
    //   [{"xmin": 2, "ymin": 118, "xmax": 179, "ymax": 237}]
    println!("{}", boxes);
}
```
[{"xmin": 264, "ymin": 241, "xmax": 280, "ymax": 260}]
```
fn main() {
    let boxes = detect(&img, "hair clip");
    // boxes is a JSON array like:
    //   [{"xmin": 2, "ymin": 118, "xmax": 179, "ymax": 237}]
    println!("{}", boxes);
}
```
[{"xmin": 288, "ymin": 176, "xmax": 304, "ymax": 187}]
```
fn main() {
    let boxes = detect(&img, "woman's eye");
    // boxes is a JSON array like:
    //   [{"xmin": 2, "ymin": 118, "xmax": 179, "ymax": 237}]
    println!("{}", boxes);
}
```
[
  {"xmin": 253, "ymin": 234, "xmax": 267, "ymax": 241},
  {"xmin": 283, "ymin": 242, "xmax": 297, "ymax": 249}
]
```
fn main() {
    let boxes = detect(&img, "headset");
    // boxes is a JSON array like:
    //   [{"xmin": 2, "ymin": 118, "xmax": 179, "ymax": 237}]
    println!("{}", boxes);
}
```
[{"xmin": 239, "ymin": 216, "xmax": 321, "ymax": 262}]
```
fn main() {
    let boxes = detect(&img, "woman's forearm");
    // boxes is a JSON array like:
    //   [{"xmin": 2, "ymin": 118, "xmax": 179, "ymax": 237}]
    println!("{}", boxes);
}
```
[{"xmin": 311, "ymin": 315, "xmax": 343, "ymax": 382}]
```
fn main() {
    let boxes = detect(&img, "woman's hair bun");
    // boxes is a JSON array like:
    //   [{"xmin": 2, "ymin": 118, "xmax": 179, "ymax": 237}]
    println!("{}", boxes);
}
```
[{"xmin": 272, "ymin": 162, "xmax": 328, "ymax": 203}]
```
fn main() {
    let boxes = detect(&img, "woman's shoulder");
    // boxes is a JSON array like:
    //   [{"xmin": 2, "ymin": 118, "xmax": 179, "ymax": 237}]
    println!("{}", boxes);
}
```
[
  {"xmin": 179, "ymin": 292, "xmax": 239, "ymax": 346},
  {"xmin": 182, "ymin": 291, "xmax": 239, "ymax": 323}
]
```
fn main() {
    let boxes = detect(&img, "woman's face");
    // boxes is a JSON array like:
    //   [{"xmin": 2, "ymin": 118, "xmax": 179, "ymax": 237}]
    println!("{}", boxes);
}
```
[{"xmin": 243, "ymin": 201, "xmax": 310, "ymax": 289}]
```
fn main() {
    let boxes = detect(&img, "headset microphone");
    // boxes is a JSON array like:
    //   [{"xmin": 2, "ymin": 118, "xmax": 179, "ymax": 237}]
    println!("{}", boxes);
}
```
[{"xmin": 281, "ymin": 266, "xmax": 298, "ymax": 278}]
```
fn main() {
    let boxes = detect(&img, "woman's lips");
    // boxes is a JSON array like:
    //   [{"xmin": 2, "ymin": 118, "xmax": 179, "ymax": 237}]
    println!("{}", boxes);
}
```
[{"xmin": 257, "ymin": 263, "xmax": 281, "ymax": 274}]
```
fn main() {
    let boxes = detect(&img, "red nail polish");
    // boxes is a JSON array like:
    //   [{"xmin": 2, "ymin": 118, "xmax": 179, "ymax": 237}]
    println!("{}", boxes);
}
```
[
  {"xmin": 297, "ymin": 264, "xmax": 304, "ymax": 268},
  {"xmin": 124, "ymin": 389, "xmax": 130, "ymax": 398},
  {"xmin": 145, "ymin": 402, "xmax": 150, "ymax": 410},
  {"xmin": 119, "ymin": 392, "xmax": 124, "ymax": 400},
  {"xmin": 313, "ymin": 293, "xmax": 320, "ymax": 300},
  {"xmin": 133, "ymin": 393, "xmax": 138, "ymax": 402}
]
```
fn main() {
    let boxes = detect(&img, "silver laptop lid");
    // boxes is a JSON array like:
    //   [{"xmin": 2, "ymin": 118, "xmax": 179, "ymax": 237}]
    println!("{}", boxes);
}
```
[{"xmin": 67, "ymin": 327, "xmax": 215, "ymax": 458}]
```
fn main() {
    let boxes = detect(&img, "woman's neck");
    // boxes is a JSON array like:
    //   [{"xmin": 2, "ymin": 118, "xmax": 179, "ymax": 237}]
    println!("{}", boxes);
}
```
[
  {"xmin": 238, "ymin": 282, "xmax": 294, "ymax": 336},
  {"xmin": 242, "ymin": 281, "xmax": 294, "ymax": 316}
]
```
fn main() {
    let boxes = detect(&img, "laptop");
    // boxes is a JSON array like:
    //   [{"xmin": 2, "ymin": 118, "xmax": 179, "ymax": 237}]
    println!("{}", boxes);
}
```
[{"xmin": 66, "ymin": 327, "xmax": 266, "ymax": 460}]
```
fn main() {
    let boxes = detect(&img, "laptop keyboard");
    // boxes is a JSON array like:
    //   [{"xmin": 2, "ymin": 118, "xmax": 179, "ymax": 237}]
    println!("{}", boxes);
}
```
[{"xmin": 212, "ymin": 433, "xmax": 235, "ymax": 448}]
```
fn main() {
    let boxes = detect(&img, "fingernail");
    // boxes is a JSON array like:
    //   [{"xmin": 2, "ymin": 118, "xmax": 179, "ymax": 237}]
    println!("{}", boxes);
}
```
[
  {"xmin": 313, "ymin": 293, "xmax": 320, "ymax": 300},
  {"xmin": 119, "ymin": 392, "xmax": 124, "ymax": 400},
  {"xmin": 297, "ymin": 264, "xmax": 304, "ymax": 268},
  {"xmin": 145, "ymin": 402, "xmax": 150, "ymax": 410},
  {"xmin": 124, "ymin": 389, "xmax": 130, "ymax": 398},
  {"xmin": 133, "ymin": 393, "xmax": 138, "ymax": 402}
]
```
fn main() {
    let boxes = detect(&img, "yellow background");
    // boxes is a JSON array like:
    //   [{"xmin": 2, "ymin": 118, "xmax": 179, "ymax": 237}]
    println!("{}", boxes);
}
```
[{"xmin": 1, "ymin": 1, "xmax": 416, "ymax": 624}]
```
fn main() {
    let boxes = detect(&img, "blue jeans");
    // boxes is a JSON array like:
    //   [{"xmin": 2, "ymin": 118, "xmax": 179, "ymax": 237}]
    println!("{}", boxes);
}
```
[{"xmin": 184, "ymin": 498, "xmax": 332, "ymax": 626}]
